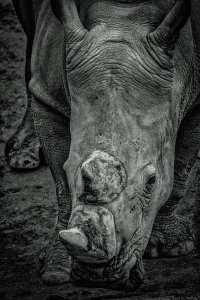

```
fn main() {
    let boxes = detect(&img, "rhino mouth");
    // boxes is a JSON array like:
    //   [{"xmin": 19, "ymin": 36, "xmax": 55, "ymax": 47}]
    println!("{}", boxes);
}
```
[{"xmin": 70, "ymin": 249, "xmax": 144, "ymax": 291}]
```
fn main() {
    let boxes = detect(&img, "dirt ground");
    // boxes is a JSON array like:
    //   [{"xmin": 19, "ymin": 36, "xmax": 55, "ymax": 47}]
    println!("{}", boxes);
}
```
[{"xmin": 0, "ymin": 1, "xmax": 200, "ymax": 299}]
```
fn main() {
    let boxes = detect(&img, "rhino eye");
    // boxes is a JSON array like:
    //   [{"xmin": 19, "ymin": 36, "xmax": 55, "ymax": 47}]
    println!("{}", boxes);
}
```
[
  {"xmin": 147, "ymin": 174, "xmax": 156, "ymax": 186},
  {"xmin": 145, "ymin": 174, "xmax": 156, "ymax": 194},
  {"xmin": 143, "ymin": 164, "xmax": 156, "ymax": 194}
]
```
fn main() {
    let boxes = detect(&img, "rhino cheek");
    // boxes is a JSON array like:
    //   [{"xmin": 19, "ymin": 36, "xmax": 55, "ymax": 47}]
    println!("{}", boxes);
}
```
[
  {"xmin": 109, "ymin": 194, "xmax": 142, "ymax": 243},
  {"xmin": 108, "ymin": 186, "xmax": 164, "ymax": 255}
]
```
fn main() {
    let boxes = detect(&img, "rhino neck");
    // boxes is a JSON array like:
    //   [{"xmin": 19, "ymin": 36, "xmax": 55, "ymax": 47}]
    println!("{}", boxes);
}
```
[
  {"xmin": 70, "ymin": 231, "xmax": 144, "ymax": 290},
  {"xmin": 173, "ymin": 19, "xmax": 196, "ymax": 124}
]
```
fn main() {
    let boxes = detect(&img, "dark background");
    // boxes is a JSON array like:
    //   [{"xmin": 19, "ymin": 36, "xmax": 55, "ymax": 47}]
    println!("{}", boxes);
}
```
[{"xmin": 0, "ymin": 0, "xmax": 200, "ymax": 299}]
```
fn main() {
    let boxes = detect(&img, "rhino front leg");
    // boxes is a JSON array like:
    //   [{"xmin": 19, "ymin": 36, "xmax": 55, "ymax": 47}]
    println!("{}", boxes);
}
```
[
  {"xmin": 32, "ymin": 97, "xmax": 72, "ymax": 284},
  {"xmin": 5, "ymin": 1, "xmax": 43, "ymax": 169},
  {"xmin": 5, "ymin": 92, "xmax": 44, "ymax": 169},
  {"xmin": 5, "ymin": 27, "xmax": 43, "ymax": 169},
  {"xmin": 146, "ymin": 103, "xmax": 200, "ymax": 258}
]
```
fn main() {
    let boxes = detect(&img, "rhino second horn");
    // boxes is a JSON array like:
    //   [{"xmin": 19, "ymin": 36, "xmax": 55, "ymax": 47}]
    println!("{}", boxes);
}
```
[{"xmin": 59, "ymin": 228, "xmax": 88, "ymax": 251}]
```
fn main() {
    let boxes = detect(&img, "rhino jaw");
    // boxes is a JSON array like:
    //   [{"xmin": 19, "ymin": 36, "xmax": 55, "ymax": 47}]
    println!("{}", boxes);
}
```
[{"xmin": 59, "ymin": 205, "xmax": 118, "ymax": 263}]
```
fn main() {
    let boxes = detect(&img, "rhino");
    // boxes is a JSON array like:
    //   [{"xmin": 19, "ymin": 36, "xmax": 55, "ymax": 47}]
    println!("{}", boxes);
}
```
[{"xmin": 9, "ymin": 0, "xmax": 200, "ymax": 291}]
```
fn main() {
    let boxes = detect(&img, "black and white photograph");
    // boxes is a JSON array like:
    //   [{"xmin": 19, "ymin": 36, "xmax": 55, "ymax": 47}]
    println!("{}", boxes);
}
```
[{"xmin": 0, "ymin": 0, "xmax": 200, "ymax": 299}]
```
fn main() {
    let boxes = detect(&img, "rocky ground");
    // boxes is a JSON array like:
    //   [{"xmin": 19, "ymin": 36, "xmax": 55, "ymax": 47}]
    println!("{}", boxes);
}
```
[{"xmin": 0, "ymin": 1, "xmax": 200, "ymax": 299}]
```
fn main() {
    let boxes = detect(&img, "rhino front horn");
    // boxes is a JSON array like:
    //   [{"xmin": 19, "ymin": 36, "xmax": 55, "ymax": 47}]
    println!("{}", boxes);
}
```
[
  {"xmin": 59, "ymin": 228, "xmax": 88, "ymax": 254},
  {"xmin": 59, "ymin": 206, "xmax": 118, "ymax": 263}
]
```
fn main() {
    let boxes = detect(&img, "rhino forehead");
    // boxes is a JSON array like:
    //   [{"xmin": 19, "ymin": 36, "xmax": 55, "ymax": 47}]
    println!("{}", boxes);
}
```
[
  {"xmin": 80, "ymin": 0, "xmax": 164, "ymax": 29},
  {"xmin": 66, "ymin": 3, "xmax": 174, "ymax": 96},
  {"xmin": 67, "ymin": 35, "xmax": 172, "ymax": 96}
]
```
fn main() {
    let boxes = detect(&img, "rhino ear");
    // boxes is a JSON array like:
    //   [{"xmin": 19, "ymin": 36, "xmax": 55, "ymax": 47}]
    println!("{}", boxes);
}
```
[
  {"xmin": 149, "ymin": 0, "xmax": 190, "ymax": 49},
  {"xmin": 51, "ymin": 0, "xmax": 87, "ymax": 41}
]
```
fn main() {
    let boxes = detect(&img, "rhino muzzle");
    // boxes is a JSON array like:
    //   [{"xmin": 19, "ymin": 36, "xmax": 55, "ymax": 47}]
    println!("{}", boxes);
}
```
[{"xmin": 59, "ymin": 205, "xmax": 119, "ymax": 263}]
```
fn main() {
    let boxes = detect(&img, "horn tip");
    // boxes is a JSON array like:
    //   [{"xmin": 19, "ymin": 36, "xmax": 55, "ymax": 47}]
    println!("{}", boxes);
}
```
[{"xmin": 59, "ymin": 228, "xmax": 88, "ymax": 251}]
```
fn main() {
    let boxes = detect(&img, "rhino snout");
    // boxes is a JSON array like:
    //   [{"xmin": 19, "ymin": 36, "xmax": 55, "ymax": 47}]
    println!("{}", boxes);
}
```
[
  {"xmin": 76, "ymin": 150, "xmax": 127, "ymax": 204},
  {"xmin": 59, "ymin": 205, "xmax": 119, "ymax": 263}
]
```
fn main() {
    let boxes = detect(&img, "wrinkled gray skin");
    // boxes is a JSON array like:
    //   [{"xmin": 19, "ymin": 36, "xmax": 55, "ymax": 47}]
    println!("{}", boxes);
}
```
[{"xmin": 10, "ymin": 0, "xmax": 200, "ymax": 291}]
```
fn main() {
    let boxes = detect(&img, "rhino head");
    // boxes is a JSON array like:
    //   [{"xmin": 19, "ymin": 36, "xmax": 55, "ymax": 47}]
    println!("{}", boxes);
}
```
[{"xmin": 51, "ymin": 0, "xmax": 190, "ymax": 290}]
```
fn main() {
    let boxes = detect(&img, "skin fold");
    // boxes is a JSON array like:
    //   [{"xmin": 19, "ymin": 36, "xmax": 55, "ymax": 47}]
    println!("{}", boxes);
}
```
[{"xmin": 11, "ymin": 0, "xmax": 200, "ymax": 290}]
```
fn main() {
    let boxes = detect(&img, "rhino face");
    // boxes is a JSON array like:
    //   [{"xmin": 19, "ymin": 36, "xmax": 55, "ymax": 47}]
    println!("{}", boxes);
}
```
[{"xmin": 51, "ymin": 0, "xmax": 189, "ymax": 290}]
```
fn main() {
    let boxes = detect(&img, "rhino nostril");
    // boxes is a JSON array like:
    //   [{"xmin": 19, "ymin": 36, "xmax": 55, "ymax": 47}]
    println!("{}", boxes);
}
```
[
  {"xmin": 81, "ymin": 166, "xmax": 97, "ymax": 195},
  {"xmin": 83, "ymin": 176, "xmax": 91, "ymax": 191},
  {"xmin": 82, "ymin": 175, "xmax": 95, "ymax": 195},
  {"xmin": 115, "ymin": 164, "xmax": 121, "ymax": 171}
]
